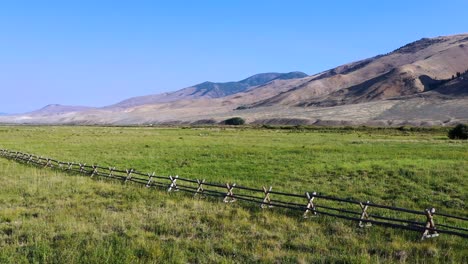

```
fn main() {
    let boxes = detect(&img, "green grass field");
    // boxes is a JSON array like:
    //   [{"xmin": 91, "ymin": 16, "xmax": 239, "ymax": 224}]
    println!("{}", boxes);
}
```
[{"xmin": 0, "ymin": 126, "xmax": 467, "ymax": 263}]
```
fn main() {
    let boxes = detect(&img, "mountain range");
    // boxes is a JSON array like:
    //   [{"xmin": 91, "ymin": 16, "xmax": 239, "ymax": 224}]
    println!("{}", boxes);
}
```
[{"xmin": 1, "ymin": 33, "xmax": 467, "ymax": 126}]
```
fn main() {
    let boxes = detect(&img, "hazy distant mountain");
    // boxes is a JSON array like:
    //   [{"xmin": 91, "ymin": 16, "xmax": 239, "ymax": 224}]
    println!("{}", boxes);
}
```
[
  {"xmin": 0, "ymin": 112, "xmax": 8, "ymax": 116},
  {"xmin": 108, "ymin": 72, "xmax": 308, "ymax": 108},
  {"xmin": 188, "ymin": 72, "xmax": 308, "ymax": 97},
  {"xmin": 1, "ymin": 34, "xmax": 467, "ymax": 126},
  {"xmin": 26, "ymin": 104, "xmax": 95, "ymax": 116}
]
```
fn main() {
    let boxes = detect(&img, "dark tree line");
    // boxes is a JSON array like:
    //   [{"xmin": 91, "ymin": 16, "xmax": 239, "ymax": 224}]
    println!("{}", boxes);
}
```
[
  {"xmin": 448, "ymin": 124, "xmax": 468, "ymax": 140},
  {"xmin": 452, "ymin": 69, "xmax": 468, "ymax": 80}
]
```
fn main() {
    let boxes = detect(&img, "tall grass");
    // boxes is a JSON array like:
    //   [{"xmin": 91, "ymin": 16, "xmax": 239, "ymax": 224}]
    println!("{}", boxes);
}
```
[{"xmin": 0, "ymin": 126, "xmax": 466, "ymax": 263}]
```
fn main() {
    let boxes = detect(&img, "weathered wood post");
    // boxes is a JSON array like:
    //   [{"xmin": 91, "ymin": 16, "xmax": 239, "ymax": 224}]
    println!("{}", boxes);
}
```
[
  {"xmin": 44, "ymin": 158, "xmax": 52, "ymax": 168},
  {"xmin": 146, "ymin": 172, "xmax": 155, "ymax": 187},
  {"xmin": 124, "ymin": 169, "xmax": 134, "ymax": 183},
  {"xmin": 91, "ymin": 165, "xmax": 98, "ymax": 177},
  {"xmin": 261, "ymin": 186, "xmax": 273, "ymax": 208},
  {"xmin": 21, "ymin": 153, "xmax": 28, "ymax": 162},
  {"xmin": 27, "ymin": 155, "xmax": 34, "ymax": 164},
  {"xmin": 108, "ymin": 167, "xmax": 115, "ymax": 178},
  {"xmin": 167, "ymin": 175, "xmax": 179, "ymax": 192},
  {"xmin": 79, "ymin": 163, "xmax": 86, "ymax": 174},
  {"xmin": 359, "ymin": 201, "xmax": 372, "ymax": 227},
  {"xmin": 303, "ymin": 192, "xmax": 317, "ymax": 218},
  {"xmin": 193, "ymin": 179, "xmax": 206, "ymax": 198},
  {"xmin": 223, "ymin": 183, "xmax": 236, "ymax": 203},
  {"xmin": 421, "ymin": 208, "xmax": 439, "ymax": 240}
]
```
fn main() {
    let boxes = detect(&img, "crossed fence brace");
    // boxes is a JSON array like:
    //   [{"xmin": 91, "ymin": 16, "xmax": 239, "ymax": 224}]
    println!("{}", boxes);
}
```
[
  {"xmin": 421, "ymin": 208, "xmax": 439, "ymax": 240},
  {"xmin": 79, "ymin": 163, "xmax": 86, "ymax": 174},
  {"xmin": 108, "ymin": 167, "xmax": 116, "ymax": 178},
  {"xmin": 359, "ymin": 201, "xmax": 372, "ymax": 227},
  {"xmin": 303, "ymin": 192, "xmax": 318, "ymax": 218},
  {"xmin": 167, "ymin": 175, "xmax": 179, "ymax": 192},
  {"xmin": 90, "ymin": 165, "xmax": 99, "ymax": 177},
  {"xmin": 125, "ymin": 169, "xmax": 134, "ymax": 183},
  {"xmin": 146, "ymin": 172, "xmax": 155, "ymax": 187},
  {"xmin": 223, "ymin": 183, "xmax": 236, "ymax": 203},
  {"xmin": 193, "ymin": 179, "xmax": 206, "ymax": 198},
  {"xmin": 44, "ymin": 158, "xmax": 52, "ymax": 168},
  {"xmin": 261, "ymin": 186, "xmax": 273, "ymax": 208},
  {"xmin": 27, "ymin": 154, "xmax": 34, "ymax": 164}
]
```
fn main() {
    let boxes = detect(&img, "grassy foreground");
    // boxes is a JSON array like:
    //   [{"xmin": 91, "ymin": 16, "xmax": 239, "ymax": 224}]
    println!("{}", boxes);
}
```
[{"xmin": 0, "ymin": 126, "xmax": 467, "ymax": 263}]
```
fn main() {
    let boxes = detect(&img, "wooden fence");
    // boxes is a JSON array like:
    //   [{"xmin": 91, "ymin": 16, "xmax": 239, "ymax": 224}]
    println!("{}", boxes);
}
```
[{"xmin": 1, "ymin": 148, "xmax": 467, "ymax": 240}]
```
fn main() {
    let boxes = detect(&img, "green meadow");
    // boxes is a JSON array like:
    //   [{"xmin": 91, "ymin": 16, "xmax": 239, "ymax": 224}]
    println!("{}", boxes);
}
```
[{"xmin": 0, "ymin": 126, "xmax": 467, "ymax": 263}]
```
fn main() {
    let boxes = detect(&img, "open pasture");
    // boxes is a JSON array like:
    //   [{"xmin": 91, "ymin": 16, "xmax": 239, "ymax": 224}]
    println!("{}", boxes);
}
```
[{"xmin": 0, "ymin": 126, "xmax": 466, "ymax": 263}]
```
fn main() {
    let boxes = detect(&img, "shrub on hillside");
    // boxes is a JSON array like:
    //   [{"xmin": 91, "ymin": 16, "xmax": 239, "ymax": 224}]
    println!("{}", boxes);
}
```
[
  {"xmin": 223, "ymin": 117, "xmax": 245, "ymax": 125},
  {"xmin": 448, "ymin": 124, "xmax": 468, "ymax": 139}
]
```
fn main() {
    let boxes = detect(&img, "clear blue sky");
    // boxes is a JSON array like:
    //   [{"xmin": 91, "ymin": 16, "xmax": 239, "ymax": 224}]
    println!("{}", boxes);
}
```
[{"xmin": 1, "ymin": 0, "xmax": 467, "ymax": 113}]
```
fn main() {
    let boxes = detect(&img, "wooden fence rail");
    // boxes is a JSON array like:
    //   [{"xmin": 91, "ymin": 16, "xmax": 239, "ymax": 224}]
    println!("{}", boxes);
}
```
[{"xmin": 1, "ymin": 148, "xmax": 467, "ymax": 240}]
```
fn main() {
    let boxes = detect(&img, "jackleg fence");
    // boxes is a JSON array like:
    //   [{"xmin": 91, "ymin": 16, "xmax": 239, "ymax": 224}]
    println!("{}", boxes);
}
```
[{"xmin": 1, "ymin": 148, "xmax": 467, "ymax": 240}]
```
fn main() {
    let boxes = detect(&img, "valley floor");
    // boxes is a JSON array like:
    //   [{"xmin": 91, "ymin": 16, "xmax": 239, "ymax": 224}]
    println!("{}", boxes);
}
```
[{"xmin": 0, "ymin": 126, "xmax": 467, "ymax": 263}]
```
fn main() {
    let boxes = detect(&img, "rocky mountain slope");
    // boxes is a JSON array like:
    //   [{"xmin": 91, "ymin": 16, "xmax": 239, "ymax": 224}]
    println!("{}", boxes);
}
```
[{"xmin": 1, "ymin": 33, "xmax": 467, "ymax": 126}]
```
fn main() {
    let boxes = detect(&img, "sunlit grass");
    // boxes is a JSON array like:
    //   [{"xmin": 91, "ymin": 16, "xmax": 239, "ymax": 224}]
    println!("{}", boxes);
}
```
[{"xmin": 0, "ymin": 126, "xmax": 466, "ymax": 263}]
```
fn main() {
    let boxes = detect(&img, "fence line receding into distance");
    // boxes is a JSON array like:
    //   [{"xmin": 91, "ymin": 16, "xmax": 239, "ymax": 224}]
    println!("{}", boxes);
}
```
[{"xmin": 0, "ymin": 148, "xmax": 467, "ymax": 240}]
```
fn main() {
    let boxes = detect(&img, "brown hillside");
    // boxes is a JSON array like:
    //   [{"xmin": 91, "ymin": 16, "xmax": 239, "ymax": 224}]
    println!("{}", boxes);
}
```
[{"xmin": 249, "ymin": 34, "xmax": 468, "ymax": 108}]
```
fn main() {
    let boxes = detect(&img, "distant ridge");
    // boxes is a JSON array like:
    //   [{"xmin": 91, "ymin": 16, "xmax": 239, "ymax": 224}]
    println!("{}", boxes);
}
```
[
  {"xmin": 109, "ymin": 71, "xmax": 308, "ymax": 108},
  {"xmin": 1, "ymin": 33, "xmax": 467, "ymax": 126},
  {"xmin": 189, "ymin": 71, "xmax": 308, "ymax": 98},
  {"xmin": 27, "ymin": 104, "xmax": 95, "ymax": 116}
]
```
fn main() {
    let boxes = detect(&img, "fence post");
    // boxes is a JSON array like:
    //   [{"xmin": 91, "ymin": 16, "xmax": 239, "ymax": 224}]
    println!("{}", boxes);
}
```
[
  {"xmin": 67, "ymin": 162, "xmax": 73, "ymax": 171},
  {"xmin": 27, "ymin": 155, "xmax": 34, "ymax": 164},
  {"xmin": 421, "ymin": 208, "xmax": 439, "ymax": 240},
  {"xmin": 223, "ymin": 183, "xmax": 236, "ymax": 203},
  {"xmin": 125, "ymin": 169, "xmax": 134, "ymax": 183},
  {"xmin": 261, "ymin": 186, "xmax": 273, "ymax": 208},
  {"xmin": 78, "ymin": 163, "xmax": 86, "ymax": 174},
  {"xmin": 44, "ymin": 158, "xmax": 52, "ymax": 168},
  {"xmin": 146, "ymin": 172, "xmax": 155, "ymax": 187},
  {"xmin": 168, "ymin": 175, "xmax": 179, "ymax": 192},
  {"xmin": 359, "ymin": 201, "xmax": 372, "ymax": 227},
  {"xmin": 91, "ymin": 165, "xmax": 98, "ymax": 177},
  {"xmin": 303, "ymin": 192, "xmax": 317, "ymax": 218},
  {"xmin": 108, "ymin": 167, "xmax": 115, "ymax": 178},
  {"xmin": 194, "ymin": 179, "xmax": 205, "ymax": 198}
]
